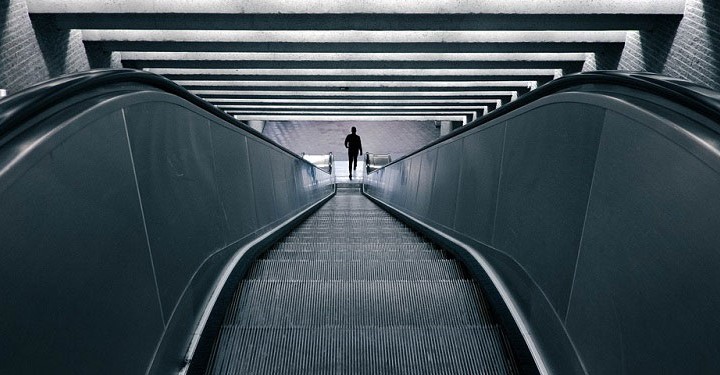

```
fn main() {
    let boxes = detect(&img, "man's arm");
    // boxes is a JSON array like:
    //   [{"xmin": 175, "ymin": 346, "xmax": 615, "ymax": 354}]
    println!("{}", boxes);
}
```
[
  {"xmin": 344, "ymin": 135, "xmax": 350, "ymax": 149},
  {"xmin": 359, "ymin": 137, "xmax": 362, "ymax": 155}
]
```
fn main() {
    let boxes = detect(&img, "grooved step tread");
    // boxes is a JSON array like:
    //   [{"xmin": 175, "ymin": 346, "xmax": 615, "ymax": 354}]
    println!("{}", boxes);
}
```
[
  {"xmin": 263, "ymin": 250, "xmax": 448, "ymax": 261},
  {"xmin": 247, "ymin": 260, "xmax": 465, "ymax": 280},
  {"xmin": 208, "ymin": 326, "xmax": 517, "ymax": 375},
  {"xmin": 225, "ymin": 280, "xmax": 494, "ymax": 327},
  {"xmin": 271, "ymin": 243, "xmax": 438, "ymax": 252},
  {"xmin": 203, "ymin": 189, "xmax": 519, "ymax": 374}
]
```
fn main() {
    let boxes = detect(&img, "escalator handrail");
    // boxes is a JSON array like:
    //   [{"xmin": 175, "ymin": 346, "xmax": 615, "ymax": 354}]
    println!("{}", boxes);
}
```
[
  {"xmin": 0, "ymin": 68, "xmax": 322, "ymax": 169},
  {"xmin": 370, "ymin": 71, "xmax": 720, "ymax": 173}
]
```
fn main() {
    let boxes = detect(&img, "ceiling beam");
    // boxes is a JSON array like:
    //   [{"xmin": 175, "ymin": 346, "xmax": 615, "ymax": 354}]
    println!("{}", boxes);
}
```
[
  {"xmin": 28, "ymin": 0, "xmax": 684, "ymax": 30},
  {"xmin": 232, "ymin": 115, "xmax": 469, "ymax": 121},
  {"xmin": 82, "ymin": 30, "xmax": 626, "ymax": 53}
]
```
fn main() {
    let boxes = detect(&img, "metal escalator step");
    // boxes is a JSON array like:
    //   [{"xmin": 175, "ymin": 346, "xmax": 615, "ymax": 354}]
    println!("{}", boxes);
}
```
[
  {"xmin": 201, "ymin": 191, "xmax": 521, "ymax": 374},
  {"xmin": 284, "ymin": 234, "xmax": 422, "ymax": 241},
  {"xmin": 262, "ymin": 250, "xmax": 449, "ymax": 261},
  {"xmin": 246, "ymin": 260, "xmax": 465, "ymax": 281},
  {"xmin": 207, "ymin": 326, "xmax": 517, "ymax": 375},
  {"xmin": 224, "ymin": 280, "xmax": 493, "ymax": 327},
  {"xmin": 270, "ymin": 243, "xmax": 437, "ymax": 252},
  {"xmin": 280, "ymin": 237, "xmax": 427, "ymax": 244}
]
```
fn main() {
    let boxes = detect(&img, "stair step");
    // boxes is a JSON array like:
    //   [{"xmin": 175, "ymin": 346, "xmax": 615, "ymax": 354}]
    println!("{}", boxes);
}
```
[
  {"xmin": 262, "ymin": 250, "xmax": 449, "ymax": 261},
  {"xmin": 226, "ymin": 280, "xmax": 493, "ymax": 327},
  {"xmin": 247, "ymin": 260, "xmax": 465, "ymax": 281},
  {"xmin": 270, "ymin": 243, "xmax": 437, "ymax": 252},
  {"xmin": 207, "ymin": 326, "xmax": 517, "ymax": 375}
]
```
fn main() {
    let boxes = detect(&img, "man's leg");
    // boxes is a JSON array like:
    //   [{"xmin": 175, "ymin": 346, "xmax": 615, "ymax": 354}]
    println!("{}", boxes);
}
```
[{"xmin": 348, "ymin": 155, "xmax": 353, "ymax": 178}]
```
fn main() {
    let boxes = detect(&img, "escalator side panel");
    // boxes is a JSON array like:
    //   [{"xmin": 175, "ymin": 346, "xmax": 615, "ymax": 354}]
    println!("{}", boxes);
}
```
[
  {"xmin": 493, "ymin": 102, "xmax": 606, "ymax": 316},
  {"xmin": 0, "ymin": 109, "xmax": 164, "ymax": 374},
  {"xmin": 565, "ymin": 110, "xmax": 720, "ymax": 374},
  {"xmin": 0, "ymin": 90, "xmax": 333, "ymax": 374},
  {"xmin": 210, "ymin": 125, "xmax": 257, "ymax": 241},
  {"xmin": 124, "ymin": 100, "xmax": 227, "ymax": 313},
  {"xmin": 365, "ymin": 91, "xmax": 720, "ymax": 374},
  {"xmin": 453, "ymin": 123, "xmax": 505, "ymax": 244}
]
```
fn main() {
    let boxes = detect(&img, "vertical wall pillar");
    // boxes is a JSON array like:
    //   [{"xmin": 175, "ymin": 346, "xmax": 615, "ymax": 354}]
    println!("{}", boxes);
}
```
[
  {"xmin": 247, "ymin": 120, "xmax": 266, "ymax": 134},
  {"xmin": 440, "ymin": 120, "xmax": 453, "ymax": 136}
]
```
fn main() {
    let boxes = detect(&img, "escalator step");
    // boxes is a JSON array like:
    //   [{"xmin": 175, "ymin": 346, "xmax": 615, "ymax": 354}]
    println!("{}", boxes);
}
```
[
  {"xmin": 262, "ymin": 250, "xmax": 448, "ymax": 261},
  {"xmin": 246, "ymin": 260, "xmax": 465, "ymax": 280},
  {"xmin": 207, "ymin": 326, "xmax": 517, "ymax": 375},
  {"xmin": 201, "ymin": 189, "xmax": 520, "ymax": 374},
  {"xmin": 270, "ymin": 243, "xmax": 438, "ymax": 252},
  {"xmin": 223, "ymin": 280, "xmax": 493, "ymax": 327}
]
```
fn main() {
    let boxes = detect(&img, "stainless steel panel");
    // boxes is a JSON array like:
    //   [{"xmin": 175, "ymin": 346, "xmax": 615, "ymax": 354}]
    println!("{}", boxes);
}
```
[
  {"xmin": 0, "ymin": 110, "xmax": 164, "ymax": 374},
  {"xmin": 247, "ymin": 138, "xmax": 278, "ymax": 228},
  {"xmin": 493, "ymin": 102, "xmax": 605, "ymax": 314},
  {"xmin": 124, "ymin": 101, "xmax": 227, "ymax": 312},
  {"xmin": 429, "ymin": 140, "xmax": 462, "ymax": 228},
  {"xmin": 565, "ymin": 111, "xmax": 720, "ymax": 374},
  {"xmin": 453, "ymin": 124, "xmax": 505, "ymax": 244},
  {"xmin": 415, "ymin": 148, "xmax": 438, "ymax": 218},
  {"xmin": 210, "ymin": 124, "xmax": 258, "ymax": 241}
]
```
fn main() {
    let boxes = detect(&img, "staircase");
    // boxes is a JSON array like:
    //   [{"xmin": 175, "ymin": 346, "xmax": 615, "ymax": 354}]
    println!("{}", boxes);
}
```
[{"xmin": 204, "ymin": 187, "xmax": 519, "ymax": 374}]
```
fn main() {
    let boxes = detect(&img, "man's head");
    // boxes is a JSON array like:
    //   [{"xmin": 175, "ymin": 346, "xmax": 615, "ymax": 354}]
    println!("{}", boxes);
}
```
[{"xmin": 351, "ymin": 126, "xmax": 356, "ymax": 134}]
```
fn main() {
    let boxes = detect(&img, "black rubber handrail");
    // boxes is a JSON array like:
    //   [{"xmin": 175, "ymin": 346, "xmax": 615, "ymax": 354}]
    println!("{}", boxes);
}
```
[
  {"xmin": 372, "ymin": 71, "xmax": 720, "ymax": 172},
  {"xmin": 0, "ymin": 68, "xmax": 321, "ymax": 168}
]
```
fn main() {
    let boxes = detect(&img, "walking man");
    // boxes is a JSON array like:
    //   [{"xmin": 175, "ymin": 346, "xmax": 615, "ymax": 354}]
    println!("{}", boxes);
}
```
[{"xmin": 344, "ymin": 126, "xmax": 362, "ymax": 179}]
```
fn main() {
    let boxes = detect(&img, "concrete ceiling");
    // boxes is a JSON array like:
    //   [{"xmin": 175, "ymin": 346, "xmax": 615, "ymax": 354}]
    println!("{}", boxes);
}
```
[{"xmin": 27, "ymin": 0, "xmax": 685, "ymax": 123}]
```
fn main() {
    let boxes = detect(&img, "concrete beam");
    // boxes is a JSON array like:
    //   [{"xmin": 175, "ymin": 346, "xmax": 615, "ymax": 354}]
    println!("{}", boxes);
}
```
[
  {"xmin": 226, "ymin": 111, "xmax": 478, "ymax": 116},
  {"xmin": 83, "ymin": 30, "xmax": 626, "ymax": 53},
  {"xmin": 209, "ymin": 98, "xmax": 502, "ymax": 105},
  {"xmin": 216, "ymin": 105, "xmax": 494, "ymax": 110},
  {"xmin": 127, "ymin": 59, "xmax": 584, "ymax": 72},
  {"xmin": 121, "ymin": 51, "xmax": 587, "ymax": 71},
  {"xmin": 154, "ymin": 69, "xmax": 558, "ymax": 88},
  {"xmin": 200, "ymin": 94, "xmax": 514, "ymax": 105},
  {"xmin": 29, "ymin": 1, "xmax": 684, "ymax": 30},
  {"xmin": 176, "ymin": 82, "xmax": 534, "ymax": 96},
  {"xmin": 83, "ymin": 30, "xmax": 628, "ymax": 44},
  {"xmin": 224, "ymin": 107, "xmax": 488, "ymax": 113},
  {"xmin": 192, "ymin": 90, "xmax": 517, "ymax": 97},
  {"xmin": 231, "ymin": 115, "xmax": 469, "ymax": 121},
  {"xmin": 28, "ymin": 1, "xmax": 683, "ymax": 15},
  {"xmin": 148, "ymin": 68, "xmax": 561, "ymax": 78},
  {"xmin": 174, "ymin": 80, "xmax": 537, "ymax": 89}
]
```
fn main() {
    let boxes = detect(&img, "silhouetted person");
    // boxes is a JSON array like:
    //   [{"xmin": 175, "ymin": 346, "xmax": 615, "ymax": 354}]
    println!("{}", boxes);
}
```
[{"xmin": 344, "ymin": 126, "xmax": 362, "ymax": 179}]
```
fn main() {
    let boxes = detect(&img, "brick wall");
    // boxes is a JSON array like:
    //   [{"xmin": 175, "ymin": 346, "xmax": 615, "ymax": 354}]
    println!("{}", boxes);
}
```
[
  {"xmin": 0, "ymin": 0, "xmax": 90, "ymax": 94},
  {"xmin": 263, "ymin": 120, "xmax": 440, "ymax": 161},
  {"xmin": 588, "ymin": 0, "xmax": 720, "ymax": 90}
]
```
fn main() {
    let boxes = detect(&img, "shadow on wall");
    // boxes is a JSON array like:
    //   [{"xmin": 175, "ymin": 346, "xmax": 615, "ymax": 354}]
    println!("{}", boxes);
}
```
[
  {"xmin": 0, "ymin": 2, "xmax": 8, "ymax": 79},
  {"xmin": 31, "ymin": 16, "xmax": 70, "ymax": 77},
  {"xmin": 637, "ymin": 19, "xmax": 680, "ymax": 73},
  {"xmin": 705, "ymin": 0, "xmax": 720, "ymax": 85},
  {"xmin": 593, "ymin": 45, "xmax": 625, "ymax": 71}
]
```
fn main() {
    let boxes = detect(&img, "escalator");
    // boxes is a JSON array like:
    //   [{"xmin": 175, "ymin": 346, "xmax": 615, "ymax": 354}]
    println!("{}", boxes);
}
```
[
  {"xmin": 2, "ymin": 69, "xmax": 720, "ymax": 374},
  {"xmin": 203, "ymin": 187, "xmax": 519, "ymax": 374}
]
